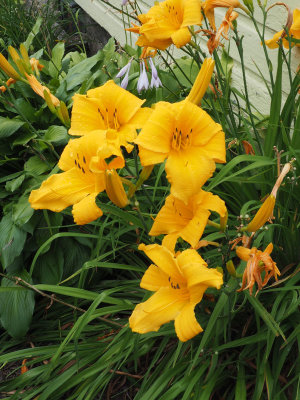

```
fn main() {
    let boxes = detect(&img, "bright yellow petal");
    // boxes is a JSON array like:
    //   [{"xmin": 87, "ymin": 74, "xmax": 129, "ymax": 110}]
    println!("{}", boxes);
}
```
[
  {"xmin": 181, "ymin": 0, "xmax": 203, "ymax": 27},
  {"xmin": 236, "ymin": 246, "xmax": 251, "ymax": 261},
  {"xmin": 166, "ymin": 147, "xmax": 216, "ymax": 203},
  {"xmin": 129, "ymin": 287, "xmax": 187, "ymax": 334},
  {"xmin": 265, "ymin": 30, "xmax": 284, "ymax": 49},
  {"xmin": 149, "ymin": 195, "xmax": 193, "ymax": 236},
  {"xmin": 137, "ymin": 146, "xmax": 167, "ymax": 166},
  {"xmin": 179, "ymin": 260, "xmax": 223, "ymax": 288},
  {"xmin": 162, "ymin": 234, "xmax": 179, "ymax": 253},
  {"xmin": 290, "ymin": 9, "xmax": 300, "ymax": 37},
  {"xmin": 134, "ymin": 102, "xmax": 173, "ymax": 154},
  {"xmin": 59, "ymin": 131, "xmax": 107, "ymax": 172},
  {"xmin": 195, "ymin": 130, "xmax": 226, "ymax": 163},
  {"xmin": 69, "ymin": 94, "xmax": 107, "ymax": 135},
  {"xmin": 180, "ymin": 209, "xmax": 211, "ymax": 248},
  {"xmin": 174, "ymin": 303, "xmax": 203, "ymax": 342},
  {"xmin": 140, "ymin": 264, "xmax": 169, "ymax": 291},
  {"xmin": 29, "ymin": 169, "xmax": 96, "ymax": 212},
  {"xmin": 138, "ymin": 243, "xmax": 184, "ymax": 282},
  {"xmin": 87, "ymin": 80, "xmax": 145, "ymax": 126},
  {"xmin": 177, "ymin": 249, "xmax": 207, "ymax": 272},
  {"xmin": 127, "ymin": 107, "xmax": 153, "ymax": 129},
  {"xmin": 196, "ymin": 191, "xmax": 227, "ymax": 217},
  {"xmin": 72, "ymin": 192, "xmax": 103, "ymax": 225},
  {"xmin": 171, "ymin": 27, "xmax": 192, "ymax": 48}
]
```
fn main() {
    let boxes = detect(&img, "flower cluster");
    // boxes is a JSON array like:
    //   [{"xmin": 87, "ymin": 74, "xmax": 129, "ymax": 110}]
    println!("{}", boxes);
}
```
[{"xmin": 19, "ymin": 0, "xmax": 294, "ymax": 343}]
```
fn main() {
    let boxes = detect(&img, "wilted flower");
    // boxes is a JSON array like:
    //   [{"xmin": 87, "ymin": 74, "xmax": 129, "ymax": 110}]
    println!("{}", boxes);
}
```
[
  {"xmin": 137, "ymin": 60, "xmax": 149, "ymax": 93},
  {"xmin": 236, "ymin": 243, "xmax": 280, "ymax": 295},
  {"xmin": 206, "ymin": 7, "xmax": 239, "ymax": 54}
]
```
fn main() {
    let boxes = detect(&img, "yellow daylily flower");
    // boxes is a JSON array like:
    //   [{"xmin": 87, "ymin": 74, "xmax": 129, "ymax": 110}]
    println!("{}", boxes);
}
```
[
  {"xmin": 25, "ymin": 73, "xmax": 60, "ymax": 107},
  {"xmin": 69, "ymin": 80, "xmax": 152, "ymax": 153},
  {"xmin": 29, "ymin": 131, "xmax": 124, "ymax": 225},
  {"xmin": 135, "ymin": 100, "xmax": 226, "ymax": 204},
  {"xmin": 149, "ymin": 191, "xmax": 227, "ymax": 249},
  {"xmin": 265, "ymin": 9, "xmax": 300, "ymax": 49},
  {"xmin": 236, "ymin": 243, "xmax": 280, "ymax": 295},
  {"xmin": 127, "ymin": 0, "xmax": 202, "ymax": 50},
  {"xmin": 129, "ymin": 244, "xmax": 223, "ymax": 342},
  {"xmin": 203, "ymin": 0, "xmax": 242, "ymax": 31}
]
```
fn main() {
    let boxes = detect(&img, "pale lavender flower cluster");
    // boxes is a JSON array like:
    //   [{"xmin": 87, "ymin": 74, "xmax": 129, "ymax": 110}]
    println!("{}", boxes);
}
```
[
  {"xmin": 115, "ymin": 58, "xmax": 162, "ymax": 93},
  {"xmin": 122, "ymin": 0, "xmax": 129, "ymax": 5},
  {"xmin": 115, "ymin": 59, "xmax": 132, "ymax": 89}
]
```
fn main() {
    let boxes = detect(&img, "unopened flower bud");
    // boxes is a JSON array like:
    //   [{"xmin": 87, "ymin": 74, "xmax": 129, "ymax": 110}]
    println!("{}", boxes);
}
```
[{"xmin": 105, "ymin": 169, "xmax": 129, "ymax": 208}]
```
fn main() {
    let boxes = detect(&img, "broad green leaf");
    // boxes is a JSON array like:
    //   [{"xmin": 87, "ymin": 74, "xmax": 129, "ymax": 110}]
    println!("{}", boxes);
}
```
[
  {"xmin": 0, "ymin": 270, "xmax": 35, "ymax": 338},
  {"xmin": 35, "ymin": 246, "xmax": 64, "ymax": 285},
  {"xmin": 5, "ymin": 174, "xmax": 25, "ymax": 192},
  {"xmin": 0, "ymin": 213, "xmax": 26, "ymax": 269},
  {"xmin": 24, "ymin": 155, "xmax": 51, "ymax": 175},
  {"xmin": 0, "ymin": 117, "xmax": 24, "ymax": 138},
  {"xmin": 12, "ymin": 195, "xmax": 34, "ymax": 226},
  {"xmin": 12, "ymin": 131, "xmax": 36, "ymax": 146},
  {"xmin": 50, "ymin": 42, "xmax": 65, "ymax": 77},
  {"xmin": 44, "ymin": 125, "xmax": 69, "ymax": 145}
]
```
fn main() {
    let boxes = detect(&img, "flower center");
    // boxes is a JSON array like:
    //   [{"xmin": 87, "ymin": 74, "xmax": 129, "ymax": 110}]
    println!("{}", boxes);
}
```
[
  {"xmin": 168, "ymin": 276, "xmax": 181, "ymax": 289},
  {"xmin": 98, "ymin": 107, "xmax": 120, "ymax": 130},
  {"xmin": 164, "ymin": 2, "xmax": 181, "ymax": 28},
  {"xmin": 171, "ymin": 127, "xmax": 192, "ymax": 151},
  {"xmin": 74, "ymin": 152, "xmax": 89, "ymax": 175}
]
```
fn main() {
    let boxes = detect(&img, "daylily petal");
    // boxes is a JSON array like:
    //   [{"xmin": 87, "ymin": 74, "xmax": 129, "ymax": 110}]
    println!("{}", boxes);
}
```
[
  {"xmin": 138, "ymin": 243, "xmax": 184, "ymax": 281},
  {"xmin": 181, "ymin": 0, "xmax": 203, "ymax": 27},
  {"xmin": 180, "ymin": 209, "xmax": 211, "ymax": 248},
  {"xmin": 162, "ymin": 234, "xmax": 179, "ymax": 253},
  {"xmin": 140, "ymin": 264, "xmax": 170, "ymax": 291},
  {"xmin": 236, "ymin": 246, "xmax": 251, "ymax": 261},
  {"xmin": 86, "ymin": 80, "xmax": 146, "ymax": 126},
  {"xmin": 171, "ymin": 27, "xmax": 191, "ymax": 48},
  {"xmin": 196, "ymin": 191, "xmax": 227, "ymax": 217},
  {"xmin": 127, "ymin": 107, "xmax": 153, "ymax": 129},
  {"xmin": 149, "ymin": 195, "xmax": 192, "ymax": 236},
  {"xmin": 138, "ymin": 146, "xmax": 167, "ymax": 166},
  {"xmin": 69, "ymin": 95, "xmax": 107, "ymax": 135},
  {"xmin": 59, "ymin": 131, "xmax": 107, "ymax": 172},
  {"xmin": 174, "ymin": 303, "xmax": 203, "ymax": 342},
  {"xmin": 195, "ymin": 130, "xmax": 226, "ymax": 163},
  {"xmin": 72, "ymin": 193, "xmax": 103, "ymax": 225},
  {"xmin": 166, "ymin": 148, "xmax": 215, "ymax": 203},
  {"xmin": 129, "ymin": 287, "xmax": 187, "ymax": 334},
  {"xmin": 142, "ymin": 287, "xmax": 188, "ymax": 313},
  {"xmin": 29, "ymin": 169, "xmax": 96, "ymax": 212},
  {"xmin": 177, "ymin": 249, "xmax": 207, "ymax": 272},
  {"xmin": 134, "ymin": 102, "xmax": 173, "ymax": 154}
]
